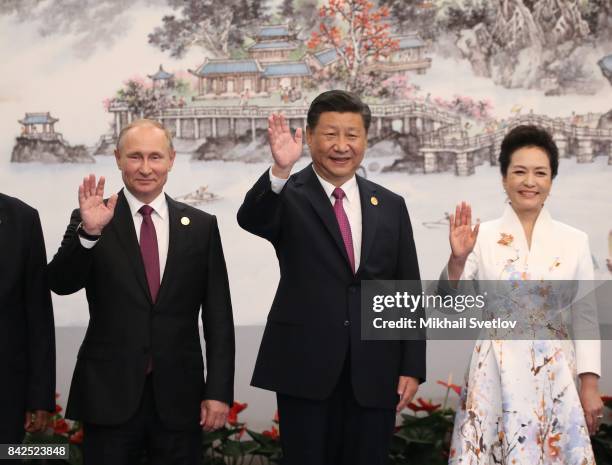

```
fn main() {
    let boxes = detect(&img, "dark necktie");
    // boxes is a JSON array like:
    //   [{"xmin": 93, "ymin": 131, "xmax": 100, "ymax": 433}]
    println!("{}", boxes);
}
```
[
  {"xmin": 138, "ymin": 205, "xmax": 160, "ymax": 303},
  {"xmin": 332, "ymin": 187, "xmax": 355, "ymax": 274}
]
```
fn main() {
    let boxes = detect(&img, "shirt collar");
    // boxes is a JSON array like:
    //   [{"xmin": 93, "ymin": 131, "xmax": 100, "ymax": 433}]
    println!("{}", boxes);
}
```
[
  {"xmin": 500, "ymin": 204, "xmax": 552, "ymax": 250},
  {"xmin": 312, "ymin": 165, "xmax": 359, "ymax": 204},
  {"xmin": 123, "ymin": 187, "xmax": 168, "ymax": 219},
  {"xmin": 501, "ymin": 204, "xmax": 551, "ymax": 231}
]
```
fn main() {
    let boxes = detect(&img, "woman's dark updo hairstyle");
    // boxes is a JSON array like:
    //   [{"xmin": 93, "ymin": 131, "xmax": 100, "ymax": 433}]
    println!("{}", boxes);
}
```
[{"xmin": 498, "ymin": 125, "xmax": 559, "ymax": 179}]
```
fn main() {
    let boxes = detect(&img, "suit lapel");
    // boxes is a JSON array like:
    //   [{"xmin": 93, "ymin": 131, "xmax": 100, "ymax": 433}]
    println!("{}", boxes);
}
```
[
  {"xmin": 356, "ymin": 176, "xmax": 378, "ymax": 275},
  {"xmin": 0, "ymin": 198, "xmax": 7, "ymax": 248},
  {"xmin": 110, "ymin": 190, "xmax": 151, "ymax": 302},
  {"xmin": 156, "ymin": 195, "xmax": 187, "ymax": 305},
  {"xmin": 297, "ymin": 166, "xmax": 353, "ymax": 272}
]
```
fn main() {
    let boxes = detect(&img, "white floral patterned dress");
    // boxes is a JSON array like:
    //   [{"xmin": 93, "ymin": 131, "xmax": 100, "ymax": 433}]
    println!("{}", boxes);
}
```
[{"xmin": 445, "ymin": 205, "xmax": 601, "ymax": 465}]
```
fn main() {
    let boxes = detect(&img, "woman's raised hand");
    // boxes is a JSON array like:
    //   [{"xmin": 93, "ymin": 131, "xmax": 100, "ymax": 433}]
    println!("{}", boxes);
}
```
[{"xmin": 449, "ymin": 201, "xmax": 479, "ymax": 262}]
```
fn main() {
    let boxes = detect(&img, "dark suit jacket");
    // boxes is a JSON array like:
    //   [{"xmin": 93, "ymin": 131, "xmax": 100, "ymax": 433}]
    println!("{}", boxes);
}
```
[
  {"xmin": 237, "ymin": 165, "xmax": 425, "ymax": 410},
  {"xmin": 0, "ymin": 194, "xmax": 55, "ymax": 430},
  {"xmin": 48, "ymin": 190, "xmax": 234, "ymax": 429}
]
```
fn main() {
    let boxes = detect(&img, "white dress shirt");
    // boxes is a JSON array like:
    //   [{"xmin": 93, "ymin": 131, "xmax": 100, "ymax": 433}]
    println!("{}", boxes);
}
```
[
  {"xmin": 269, "ymin": 166, "xmax": 363, "ymax": 270},
  {"xmin": 79, "ymin": 188, "xmax": 170, "ymax": 278}
]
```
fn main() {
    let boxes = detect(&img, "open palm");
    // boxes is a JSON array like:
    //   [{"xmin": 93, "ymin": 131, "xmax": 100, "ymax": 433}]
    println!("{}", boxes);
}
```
[
  {"xmin": 449, "ymin": 201, "xmax": 479, "ymax": 261},
  {"xmin": 79, "ymin": 174, "xmax": 118, "ymax": 235},
  {"xmin": 268, "ymin": 113, "xmax": 302, "ymax": 170}
]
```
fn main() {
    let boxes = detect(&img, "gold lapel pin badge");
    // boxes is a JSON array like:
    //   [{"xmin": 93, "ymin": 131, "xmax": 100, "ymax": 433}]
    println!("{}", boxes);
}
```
[
  {"xmin": 181, "ymin": 216, "xmax": 191, "ymax": 226},
  {"xmin": 370, "ymin": 196, "xmax": 379, "ymax": 206}
]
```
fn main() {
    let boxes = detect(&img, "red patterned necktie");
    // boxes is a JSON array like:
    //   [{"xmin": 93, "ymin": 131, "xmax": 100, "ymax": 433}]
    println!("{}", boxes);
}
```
[
  {"xmin": 138, "ymin": 205, "xmax": 160, "ymax": 303},
  {"xmin": 139, "ymin": 205, "xmax": 159, "ymax": 374},
  {"xmin": 332, "ymin": 187, "xmax": 355, "ymax": 274}
]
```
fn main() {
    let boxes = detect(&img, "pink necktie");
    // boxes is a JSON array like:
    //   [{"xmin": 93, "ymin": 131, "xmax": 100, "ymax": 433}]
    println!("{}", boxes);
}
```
[
  {"xmin": 139, "ymin": 205, "xmax": 160, "ymax": 303},
  {"xmin": 332, "ymin": 187, "xmax": 355, "ymax": 274}
]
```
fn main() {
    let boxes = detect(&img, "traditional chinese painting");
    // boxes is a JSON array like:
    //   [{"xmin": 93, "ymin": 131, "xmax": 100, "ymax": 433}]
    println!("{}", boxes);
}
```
[{"xmin": 1, "ymin": 0, "xmax": 610, "ymax": 328}]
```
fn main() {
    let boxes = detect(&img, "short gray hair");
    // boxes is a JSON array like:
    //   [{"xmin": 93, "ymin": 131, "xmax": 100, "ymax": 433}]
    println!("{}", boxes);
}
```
[{"xmin": 116, "ymin": 119, "xmax": 174, "ymax": 153}]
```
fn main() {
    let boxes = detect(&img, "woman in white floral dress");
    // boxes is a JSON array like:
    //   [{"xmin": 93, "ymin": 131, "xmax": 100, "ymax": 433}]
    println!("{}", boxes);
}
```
[{"xmin": 444, "ymin": 125, "xmax": 604, "ymax": 465}]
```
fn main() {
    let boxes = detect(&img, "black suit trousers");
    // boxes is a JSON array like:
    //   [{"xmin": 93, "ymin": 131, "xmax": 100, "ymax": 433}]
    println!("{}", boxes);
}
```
[
  {"xmin": 0, "ymin": 424, "xmax": 25, "ymax": 465},
  {"xmin": 83, "ymin": 375, "xmax": 201, "ymax": 465},
  {"xmin": 276, "ymin": 354, "xmax": 396, "ymax": 465}
]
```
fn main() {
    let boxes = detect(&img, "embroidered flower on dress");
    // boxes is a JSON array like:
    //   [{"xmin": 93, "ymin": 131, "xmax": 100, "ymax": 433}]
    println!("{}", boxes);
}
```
[
  {"xmin": 548, "ymin": 257, "xmax": 561, "ymax": 272},
  {"xmin": 497, "ymin": 233, "xmax": 514, "ymax": 246}
]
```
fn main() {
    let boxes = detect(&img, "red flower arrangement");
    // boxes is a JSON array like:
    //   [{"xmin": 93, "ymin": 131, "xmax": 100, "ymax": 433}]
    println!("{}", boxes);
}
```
[
  {"xmin": 437, "ymin": 380, "xmax": 462, "ymax": 396},
  {"xmin": 407, "ymin": 397, "xmax": 441, "ymax": 413},
  {"xmin": 69, "ymin": 429, "xmax": 84, "ymax": 444},
  {"xmin": 227, "ymin": 401, "xmax": 248, "ymax": 426},
  {"xmin": 262, "ymin": 426, "xmax": 280, "ymax": 440},
  {"xmin": 52, "ymin": 418, "xmax": 69, "ymax": 435},
  {"xmin": 20, "ymin": 387, "xmax": 611, "ymax": 465}
]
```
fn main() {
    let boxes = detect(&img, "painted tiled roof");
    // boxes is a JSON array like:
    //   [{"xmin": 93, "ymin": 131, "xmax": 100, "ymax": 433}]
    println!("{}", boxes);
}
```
[
  {"xmin": 599, "ymin": 54, "xmax": 612, "ymax": 73},
  {"xmin": 310, "ymin": 37, "xmax": 423, "ymax": 66},
  {"xmin": 150, "ymin": 65, "xmax": 173, "ymax": 80},
  {"xmin": 258, "ymin": 25, "xmax": 290, "ymax": 37},
  {"xmin": 196, "ymin": 60, "xmax": 260, "ymax": 75},
  {"xmin": 397, "ymin": 36, "xmax": 425, "ymax": 49},
  {"xmin": 249, "ymin": 40, "xmax": 297, "ymax": 51},
  {"xmin": 19, "ymin": 113, "xmax": 58, "ymax": 125},
  {"xmin": 314, "ymin": 48, "xmax": 338, "ymax": 66},
  {"xmin": 263, "ymin": 62, "xmax": 311, "ymax": 77}
]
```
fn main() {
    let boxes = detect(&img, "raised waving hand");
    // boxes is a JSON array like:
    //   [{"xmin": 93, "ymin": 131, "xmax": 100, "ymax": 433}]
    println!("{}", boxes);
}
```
[
  {"xmin": 447, "ymin": 201, "xmax": 479, "ymax": 282},
  {"xmin": 78, "ymin": 174, "xmax": 118, "ymax": 235},
  {"xmin": 268, "ymin": 113, "xmax": 303, "ymax": 179}
]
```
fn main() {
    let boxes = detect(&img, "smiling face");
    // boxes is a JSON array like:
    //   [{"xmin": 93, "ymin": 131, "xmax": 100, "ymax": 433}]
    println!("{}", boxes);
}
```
[
  {"xmin": 305, "ymin": 111, "xmax": 367, "ymax": 187},
  {"xmin": 114, "ymin": 124, "xmax": 176, "ymax": 204},
  {"xmin": 502, "ymin": 146, "xmax": 552, "ymax": 212}
]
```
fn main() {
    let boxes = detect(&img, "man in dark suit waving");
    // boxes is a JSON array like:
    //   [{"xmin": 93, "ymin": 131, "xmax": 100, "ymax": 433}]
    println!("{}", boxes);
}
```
[
  {"xmin": 48, "ymin": 119, "xmax": 235, "ymax": 465},
  {"xmin": 0, "ymin": 194, "xmax": 55, "ymax": 461},
  {"xmin": 238, "ymin": 91, "xmax": 425, "ymax": 465}
]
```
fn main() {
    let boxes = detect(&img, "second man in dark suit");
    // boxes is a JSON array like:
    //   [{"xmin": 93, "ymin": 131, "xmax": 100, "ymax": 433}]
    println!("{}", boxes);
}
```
[
  {"xmin": 48, "ymin": 119, "xmax": 235, "ymax": 465},
  {"xmin": 238, "ymin": 91, "xmax": 426, "ymax": 465},
  {"xmin": 0, "ymin": 194, "xmax": 55, "ymax": 464}
]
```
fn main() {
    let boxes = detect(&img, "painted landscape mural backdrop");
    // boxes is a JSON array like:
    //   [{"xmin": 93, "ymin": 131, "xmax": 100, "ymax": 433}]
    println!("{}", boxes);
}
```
[
  {"xmin": 2, "ymin": 0, "xmax": 611, "ymax": 318},
  {"xmin": 1, "ymin": 0, "xmax": 611, "ymax": 424}
]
